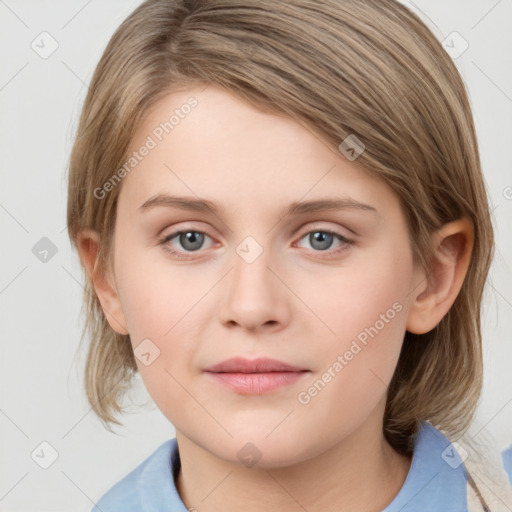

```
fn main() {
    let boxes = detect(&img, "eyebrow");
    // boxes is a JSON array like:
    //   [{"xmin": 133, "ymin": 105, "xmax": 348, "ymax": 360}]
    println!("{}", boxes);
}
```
[{"xmin": 138, "ymin": 194, "xmax": 378, "ymax": 217}]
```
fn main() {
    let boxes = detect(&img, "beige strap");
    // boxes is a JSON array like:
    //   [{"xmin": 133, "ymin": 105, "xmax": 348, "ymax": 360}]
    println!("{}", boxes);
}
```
[
  {"xmin": 453, "ymin": 432, "xmax": 512, "ymax": 512},
  {"xmin": 465, "ymin": 469, "xmax": 490, "ymax": 512}
]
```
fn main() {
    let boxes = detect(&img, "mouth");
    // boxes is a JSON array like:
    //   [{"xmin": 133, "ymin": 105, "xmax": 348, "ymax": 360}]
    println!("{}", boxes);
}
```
[
  {"xmin": 204, "ymin": 357, "xmax": 310, "ymax": 395},
  {"xmin": 204, "ymin": 356, "xmax": 308, "ymax": 373}
]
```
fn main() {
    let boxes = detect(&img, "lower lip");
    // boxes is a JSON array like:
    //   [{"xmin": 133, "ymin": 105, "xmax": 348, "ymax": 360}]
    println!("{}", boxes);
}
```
[{"xmin": 205, "ymin": 371, "xmax": 309, "ymax": 394}]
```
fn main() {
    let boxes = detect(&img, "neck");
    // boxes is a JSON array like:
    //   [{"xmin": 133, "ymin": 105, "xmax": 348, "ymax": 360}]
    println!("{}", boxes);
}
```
[{"xmin": 175, "ymin": 419, "xmax": 412, "ymax": 512}]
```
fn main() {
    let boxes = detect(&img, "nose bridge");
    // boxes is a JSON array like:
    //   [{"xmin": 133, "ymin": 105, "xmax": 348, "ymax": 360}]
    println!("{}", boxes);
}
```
[
  {"xmin": 232, "ymin": 233, "xmax": 275, "ymax": 300},
  {"xmin": 218, "ymin": 233, "xmax": 289, "ymax": 330}
]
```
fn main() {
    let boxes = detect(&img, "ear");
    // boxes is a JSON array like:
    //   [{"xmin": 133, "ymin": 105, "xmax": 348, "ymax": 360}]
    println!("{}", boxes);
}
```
[
  {"xmin": 76, "ymin": 228, "xmax": 129, "ymax": 336},
  {"xmin": 406, "ymin": 218, "xmax": 474, "ymax": 334}
]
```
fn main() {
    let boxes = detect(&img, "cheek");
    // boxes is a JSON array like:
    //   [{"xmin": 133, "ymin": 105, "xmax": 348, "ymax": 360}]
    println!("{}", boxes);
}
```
[
  {"xmin": 113, "ymin": 245, "xmax": 209, "ymax": 390},
  {"xmin": 115, "ymin": 266, "xmax": 199, "ymax": 418},
  {"xmin": 314, "ymin": 244, "xmax": 412, "ymax": 338},
  {"xmin": 294, "ymin": 273, "xmax": 410, "ymax": 440},
  {"xmin": 310, "ymin": 243, "xmax": 413, "ymax": 388},
  {"xmin": 114, "ymin": 240, "xmax": 197, "ymax": 338}
]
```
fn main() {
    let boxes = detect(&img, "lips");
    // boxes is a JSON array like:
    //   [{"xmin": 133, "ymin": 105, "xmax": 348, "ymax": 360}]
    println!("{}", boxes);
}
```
[
  {"xmin": 204, "ymin": 357, "xmax": 307, "ymax": 373},
  {"xmin": 204, "ymin": 357, "xmax": 310, "ymax": 394}
]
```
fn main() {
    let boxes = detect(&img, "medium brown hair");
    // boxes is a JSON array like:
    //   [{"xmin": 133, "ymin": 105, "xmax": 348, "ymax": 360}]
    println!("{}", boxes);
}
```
[{"xmin": 67, "ymin": 0, "xmax": 494, "ymax": 454}]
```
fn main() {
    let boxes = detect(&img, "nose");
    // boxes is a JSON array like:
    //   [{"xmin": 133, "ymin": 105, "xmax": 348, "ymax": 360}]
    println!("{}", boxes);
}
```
[{"xmin": 218, "ymin": 241, "xmax": 291, "ymax": 333}]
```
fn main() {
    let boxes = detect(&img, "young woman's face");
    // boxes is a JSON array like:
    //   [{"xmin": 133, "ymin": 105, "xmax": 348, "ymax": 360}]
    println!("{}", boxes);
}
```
[{"xmin": 109, "ymin": 84, "xmax": 421, "ymax": 466}]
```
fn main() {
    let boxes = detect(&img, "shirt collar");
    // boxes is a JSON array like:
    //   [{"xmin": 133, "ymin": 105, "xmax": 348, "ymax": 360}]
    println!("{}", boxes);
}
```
[
  {"xmin": 383, "ymin": 421, "xmax": 468, "ymax": 511},
  {"xmin": 139, "ymin": 421, "xmax": 468, "ymax": 511}
]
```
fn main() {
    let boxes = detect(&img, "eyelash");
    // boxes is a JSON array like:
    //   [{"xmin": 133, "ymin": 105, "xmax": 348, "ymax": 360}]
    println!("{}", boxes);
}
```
[{"xmin": 158, "ymin": 227, "xmax": 353, "ymax": 261}]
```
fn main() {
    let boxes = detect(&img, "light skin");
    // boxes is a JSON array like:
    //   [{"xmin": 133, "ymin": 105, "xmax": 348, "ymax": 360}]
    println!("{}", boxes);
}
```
[{"xmin": 78, "ymin": 84, "xmax": 473, "ymax": 511}]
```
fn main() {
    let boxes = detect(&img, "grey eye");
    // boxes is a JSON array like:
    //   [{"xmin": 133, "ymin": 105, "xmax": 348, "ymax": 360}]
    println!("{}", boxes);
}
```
[
  {"xmin": 302, "ymin": 231, "xmax": 336, "ymax": 251},
  {"xmin": 177, "ymin": 231, "xmax": 205, "ymax": 251}
]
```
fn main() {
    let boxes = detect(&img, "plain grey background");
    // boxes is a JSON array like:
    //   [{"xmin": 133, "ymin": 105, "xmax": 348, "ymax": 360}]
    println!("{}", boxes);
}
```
[{"xmin": 1, "ymin": 0, "xmax": 511, "ymax": 510}]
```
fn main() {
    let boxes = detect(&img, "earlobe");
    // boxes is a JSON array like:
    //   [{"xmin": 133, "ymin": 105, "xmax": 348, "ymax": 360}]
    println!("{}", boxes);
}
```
[
  {"xmin": 76, "ymin": 228, "xmax": 129, "ymax": 336},
  {"xmin": 406, "ymin": 218, "xmax": 474, "ymax": 335}
]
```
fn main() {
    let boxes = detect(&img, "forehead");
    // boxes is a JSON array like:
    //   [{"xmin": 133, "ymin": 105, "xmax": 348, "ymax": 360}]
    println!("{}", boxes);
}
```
[{"xmin": 119, "ymin": 84, "xmax": 398, "ymax": 220}]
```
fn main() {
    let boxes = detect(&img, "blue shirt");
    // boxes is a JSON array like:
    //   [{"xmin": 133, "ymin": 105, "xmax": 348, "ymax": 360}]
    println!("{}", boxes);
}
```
[{"xmin": 92, "ymin": 422, "xmax": 512, "ymax": 511}]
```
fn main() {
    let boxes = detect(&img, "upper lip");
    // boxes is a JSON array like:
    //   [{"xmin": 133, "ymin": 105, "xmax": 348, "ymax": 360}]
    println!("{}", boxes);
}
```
[{"xmin": 205, "ymin": 357, "xmax": 307, "ymax": 373}]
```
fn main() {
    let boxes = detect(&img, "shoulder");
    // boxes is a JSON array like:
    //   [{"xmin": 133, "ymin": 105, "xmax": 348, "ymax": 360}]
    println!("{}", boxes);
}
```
[
  {"xmin": 90, "ymin": 438, "xmax": 182, "ymax": 512},
  {"xmin": 456, "ymin": 433, "xmax": 512, "ymax": 512},
  {"xmin": 384, "ymin": 422, "xmax": 512, "ymax": 511},
  {"xmin": 384, "ymin": 421, "xmax": 469, "ymax": 511},
  {"xmin": 502, "ymin": 444, "xmax": 512, "ymax": 487}
]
